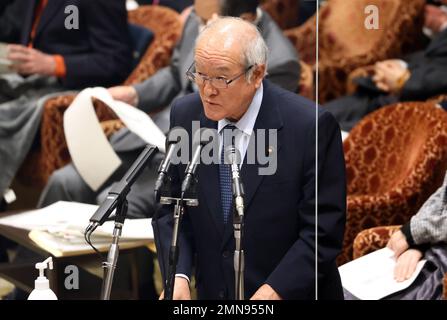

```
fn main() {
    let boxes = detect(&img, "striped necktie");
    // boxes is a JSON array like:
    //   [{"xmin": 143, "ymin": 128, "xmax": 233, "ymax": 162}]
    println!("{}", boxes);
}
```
[{"xmin": 219, "ymin": 124, "xmax": 236, "ymax": 224}]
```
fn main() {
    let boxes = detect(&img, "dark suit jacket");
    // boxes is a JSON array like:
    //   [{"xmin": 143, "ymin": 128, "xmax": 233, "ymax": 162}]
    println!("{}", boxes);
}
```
[
  {"xmin": 401, "ymin": 28, "xmax": 447, "ymax": 100},
  {"xmin": 153, "ymin": 80, "xmax": 346, "ymax": 300},
  {"xmin": 19, "ymin": 0, "xmax": 132, "ymax": 89},
  {"xmin": 326, "ymin": 29, "xmax": 447, "ymax": 131},
  {"xmin": 0, "ymin": 0, "xmax": 22, "ymax": 42}
]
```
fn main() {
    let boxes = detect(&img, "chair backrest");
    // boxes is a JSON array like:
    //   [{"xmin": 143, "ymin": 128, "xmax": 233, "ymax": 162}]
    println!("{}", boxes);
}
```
[
  {"xmin": 344, "ymin": 102, "xmax": 447, "ymax": 197},
  {"xmin": 319, "ymin": 0, "xmax": 424, "ymax": 61},
  {"xmin": 285, "ymin": 0, "xmax": 425, "ymax": 67},
  {"xmin": 320, "ymin": 0, "xmax": 395, "ymax": 59},
  {"xmin": 124, "ymin": 5, "xmax": 182, "ymax": 85}
]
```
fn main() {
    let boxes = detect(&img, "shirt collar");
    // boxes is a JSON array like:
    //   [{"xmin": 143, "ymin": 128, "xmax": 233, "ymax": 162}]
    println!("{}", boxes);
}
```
[
  {"xmin": 253, "ymin": 7, "xmax": 263, "ymax": 26},
  {"xmin": 218, "ymin": 83, "xmax": 263, "ymax": 136}
]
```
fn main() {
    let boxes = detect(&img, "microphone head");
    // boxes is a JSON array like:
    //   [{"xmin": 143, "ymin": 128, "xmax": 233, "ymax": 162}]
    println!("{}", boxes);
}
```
[
  {"xmin": 225, "ymin": 145, "xmax": 241, "ymax": 165},
  {"xmin": 193, "ymin": 128, "xmax": 216, "ymax": 147},
  {"xmin": 165, "ymin": 126, "xmax": 183, "ymax": 151}
]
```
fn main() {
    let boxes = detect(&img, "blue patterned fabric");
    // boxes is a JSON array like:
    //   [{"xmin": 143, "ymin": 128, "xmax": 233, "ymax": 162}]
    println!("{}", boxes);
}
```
[{"xmin": 219, "ymin": 124, "xmax": 236, "ymax": 224}]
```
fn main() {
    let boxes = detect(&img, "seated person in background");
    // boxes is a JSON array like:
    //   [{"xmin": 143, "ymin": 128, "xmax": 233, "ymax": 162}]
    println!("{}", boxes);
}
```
[
  {"xmin": 324, "ymin": 4, "xmax": 447, "ymax": 132},
  {"xmin": 3, "ymin": 0, "xmax": 132, "ymax": 95},
  {"xmin": 388, "ymin": 171, "xmax": 447, "ymax": 282},
  {"xmin": 0, "ymin": 0, "xmax": 132, "ymax": 203}
]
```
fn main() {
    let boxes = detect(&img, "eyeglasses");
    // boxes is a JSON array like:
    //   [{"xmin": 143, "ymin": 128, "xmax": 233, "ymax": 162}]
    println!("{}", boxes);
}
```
[{"xmin": 186, "ymin": 63, "xmax": 254, "ymax": 89}]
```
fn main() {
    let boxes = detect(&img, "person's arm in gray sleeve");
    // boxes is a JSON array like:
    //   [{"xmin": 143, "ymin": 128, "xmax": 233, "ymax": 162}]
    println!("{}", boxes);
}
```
[
  {"xmin": 409, "ymin": 173, "xmax": 447, "ymax": 244},
  {"xmin": 133, "ymin": 38, "xmax": 183, "ymax": 113},
  {"xmin": 266, "ymin": 58, "xmax": 300, "ymax": 93}
]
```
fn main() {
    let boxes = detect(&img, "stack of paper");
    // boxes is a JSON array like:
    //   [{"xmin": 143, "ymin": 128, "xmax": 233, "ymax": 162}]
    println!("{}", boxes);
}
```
[
  {"xmin": 0, "ymin": 201, "xmax": 154, "ymax": 257},
  {"xmin": 339, "ymin": 247, "xmax": 427, "ymax": 300}
]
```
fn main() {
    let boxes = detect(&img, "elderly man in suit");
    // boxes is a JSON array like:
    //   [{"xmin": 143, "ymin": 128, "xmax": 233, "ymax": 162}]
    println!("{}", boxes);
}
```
[
  {"xmin": 154, "ymin": 17, "xmax": 345, "ymax": 300},
  {"xmin": 38, "ymin": 0, "xmax": 301, "ymax": 218}
]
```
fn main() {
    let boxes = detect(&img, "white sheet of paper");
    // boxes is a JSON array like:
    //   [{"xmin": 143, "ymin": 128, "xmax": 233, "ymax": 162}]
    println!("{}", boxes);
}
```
[
  {"xmin": 339, "ymin": 247, "xmax": 427, "ymax": 300},
  {"xmin": 89, "ymin": 87, "xmax": 166, "ymax": 153},
  {"xmin": 0, "ymin": 43, "xmax": 13, "ymax": 75},
  {"xmin": 64, "ymin": 88, "xmax": 121, "ymax": 191},
  {"xmin": 64, "ymin": 87, "xmax": 166, "ymax": 191}
]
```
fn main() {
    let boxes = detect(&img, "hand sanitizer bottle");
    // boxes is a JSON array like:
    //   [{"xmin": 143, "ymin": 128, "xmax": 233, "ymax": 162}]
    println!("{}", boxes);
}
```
[{"xmin": 28, "ymin": 257, "xmax": 58, "ymax": 300}]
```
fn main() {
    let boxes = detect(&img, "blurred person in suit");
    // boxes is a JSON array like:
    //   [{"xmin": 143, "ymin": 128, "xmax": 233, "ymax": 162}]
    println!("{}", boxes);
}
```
[
  {"xmin": 0, "ymin": 0, "xmax": 133, "ymax": 204},
  {"xmin": 324, "ymin": 3, "xmax": 447, "ymax": 132}
]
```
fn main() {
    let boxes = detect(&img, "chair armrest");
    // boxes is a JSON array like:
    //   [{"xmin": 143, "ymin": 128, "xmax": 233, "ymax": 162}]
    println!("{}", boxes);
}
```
[
  {"xmin": 298, "ymin": 61, "xmax": 314, "ymax": 100},
  {"xmin": 353, "ymin": 225, "xmax": 401, "ymax": 259}
]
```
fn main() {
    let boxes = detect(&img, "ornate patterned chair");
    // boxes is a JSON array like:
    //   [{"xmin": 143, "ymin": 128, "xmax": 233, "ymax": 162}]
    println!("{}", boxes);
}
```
[
  {"xmin": 284, "ymin": 0, "xmax": 425, "ymax": 103},
  {"xmin": 16, "ymin": 5, "xmax": 182, "ymax": 188},
  {"xmin": 298, "ymin": 61, "xmax": 314, "ymax": 100},
  {"xmin": 339, "ymin": 101, "xmax": 447, "ymax": 264},
  {"xmin": 353, "ymin": 226, "xmax": 447, "ymax": 300}
]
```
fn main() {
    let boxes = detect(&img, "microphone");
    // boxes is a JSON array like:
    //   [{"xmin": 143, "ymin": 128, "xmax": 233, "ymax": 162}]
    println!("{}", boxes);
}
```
[
  {"xmin": 180, "ymin": 128, "xmax": 214, "ymax": 197},
  {"xmin": 85, "ymin": 145, "xmax": 158, "ymax": 236},
  {"xmin": 225, "ymin": 145, "xmax": 245, "ymax": 217},
  {"xmin": 154, "ymin": 127, "xmax": 182, "ymax": 202}
]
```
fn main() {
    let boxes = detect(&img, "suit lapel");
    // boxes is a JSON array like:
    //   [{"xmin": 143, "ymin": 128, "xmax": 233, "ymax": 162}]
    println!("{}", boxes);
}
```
[
  {"xmin": 220, "ymin": 81, "xmax": 284, "ymax": 249},
  {"xmin": 35, "ymin": 0, "xmax": 65, "ymax": 41}
]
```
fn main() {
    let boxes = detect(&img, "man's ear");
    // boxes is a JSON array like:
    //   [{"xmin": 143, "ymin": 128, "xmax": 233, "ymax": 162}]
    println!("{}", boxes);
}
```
[{"xmin": 253, "ymin": 64, "xmax": 266, "ymax": 88}]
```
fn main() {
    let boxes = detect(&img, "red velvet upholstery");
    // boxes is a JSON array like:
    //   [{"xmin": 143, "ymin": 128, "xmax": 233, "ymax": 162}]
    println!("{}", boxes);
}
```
[{"xmin": 340, "ymin": 101, "xmax": 447, "ymax": 264}]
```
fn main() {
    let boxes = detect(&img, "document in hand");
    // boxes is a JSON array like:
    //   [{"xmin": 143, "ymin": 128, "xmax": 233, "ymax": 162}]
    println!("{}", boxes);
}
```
[
  {"xmin": 338, "ymin": 247, "xmax": 427, "ymax": 300},
  {"xmin": 0, "ymin": 42, "xmax": 13, "ymax": 75},
  {"xmin": 63, "ymin": 87, "xmax": 166, "ymax": 191}
]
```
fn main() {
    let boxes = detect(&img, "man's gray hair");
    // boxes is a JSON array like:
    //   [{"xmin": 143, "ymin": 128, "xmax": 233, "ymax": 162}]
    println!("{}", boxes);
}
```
[{"xmin": 196, "ymin": 17, "xmax": 268, "ymax": 82}]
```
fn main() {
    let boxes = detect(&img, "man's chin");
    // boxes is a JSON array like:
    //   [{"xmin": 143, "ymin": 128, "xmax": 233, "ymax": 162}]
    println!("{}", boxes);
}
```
[{"xmin": 203, "ymin": 109, "xmax": 224, "ymax": 122}]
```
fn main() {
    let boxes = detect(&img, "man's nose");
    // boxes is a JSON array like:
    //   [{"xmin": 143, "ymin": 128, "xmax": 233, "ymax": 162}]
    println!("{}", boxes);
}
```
[{"xmin": 203, "ymin": 79, "xmax": 217, "ymax": 96}]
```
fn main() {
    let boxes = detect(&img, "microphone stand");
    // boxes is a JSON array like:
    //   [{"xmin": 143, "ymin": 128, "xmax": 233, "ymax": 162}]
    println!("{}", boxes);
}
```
[
  {"xmin": 101, "ymin": 199, "xmax": 128, "ymax": 300},
  {"xmin": 83, "ymin": 145, "xmax": 158, "ymax": 300},
  {"xmin": 159, "ymin": 195, "xmax": 198, "ymax": 300},
  {"xmin": 227, "ymin": 145, "xmax": 245, "ymax": 300},
  {"xmin": 233, "ymin": 190, "xmax": 245, "ymax": 300}
]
